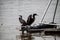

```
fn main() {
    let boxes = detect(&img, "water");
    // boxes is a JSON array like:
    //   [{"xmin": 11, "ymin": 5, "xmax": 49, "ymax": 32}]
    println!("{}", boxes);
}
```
[
  {"xmin": 0, "ymin": 25, "xmax": 60, "ymax": 40},
  {"xmin": 16, "ymin": 32, "xmax": 59, "ymax": 40}
]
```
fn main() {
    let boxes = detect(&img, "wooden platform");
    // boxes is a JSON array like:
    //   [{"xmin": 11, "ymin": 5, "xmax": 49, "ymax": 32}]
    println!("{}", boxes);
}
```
[{"xmin": 45, "ymin": 30, "xmax": 60, "ymax": 36}]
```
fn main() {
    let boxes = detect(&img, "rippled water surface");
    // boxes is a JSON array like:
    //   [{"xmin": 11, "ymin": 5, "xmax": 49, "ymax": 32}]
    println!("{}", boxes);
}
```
[{"xmin": 0, "ymin": 25, "xmax": 60, "ymax": 40}]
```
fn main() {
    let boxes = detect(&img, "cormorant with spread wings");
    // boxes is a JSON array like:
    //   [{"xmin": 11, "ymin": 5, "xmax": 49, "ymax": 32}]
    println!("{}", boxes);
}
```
[{"xmin": 27, "ymin": 13, "xmax": 37, "ymax": 26}]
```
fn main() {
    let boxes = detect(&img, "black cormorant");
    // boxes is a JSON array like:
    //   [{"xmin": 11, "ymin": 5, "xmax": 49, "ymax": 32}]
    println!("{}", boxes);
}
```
[
  {"xmin": 19, "ymin": 15, "xmax": 27, "ymax": 26},
  {"xmin": 27, "ymin": 13, "xmax": 37, "ymax": 25}
]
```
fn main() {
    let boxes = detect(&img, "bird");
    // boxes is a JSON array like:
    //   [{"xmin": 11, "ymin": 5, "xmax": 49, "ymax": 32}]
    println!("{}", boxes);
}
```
[
  {"xmin": 27, "ymin": 13, "xmax": 37, "ymax": 26},
  {"xmin": 27, "ymin": 14, "xmax": 32, "ymax": 25},
  {"xmin": 19, "ymin": 15, "xmax": 27, "ymax": 26}
]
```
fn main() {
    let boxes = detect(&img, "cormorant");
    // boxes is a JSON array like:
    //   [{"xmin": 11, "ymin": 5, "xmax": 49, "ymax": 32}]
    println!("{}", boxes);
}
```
[
  {"xmin": 27, "ymin": 13, "xmax": 37, "ymax": 25},
  {"xmin": 27, "ymin": 14, "xmax": 32, "ymax": 25},
  {"xmin": 19, "ymin": 15, "xmax": 27, "ymax": 26}
]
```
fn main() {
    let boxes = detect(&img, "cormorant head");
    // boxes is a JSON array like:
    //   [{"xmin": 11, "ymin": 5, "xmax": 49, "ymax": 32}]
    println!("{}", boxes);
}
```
[
  {"xmin": 19, "ymin": 15, "xmax": 22, "ymax": 18},
  {"xmin": 29, "ymin": 14, "xmax": 32, "ymax": 17},
  {"xmin": 33, "ymin": 13, "xmax": 38, "ymax": 17}
]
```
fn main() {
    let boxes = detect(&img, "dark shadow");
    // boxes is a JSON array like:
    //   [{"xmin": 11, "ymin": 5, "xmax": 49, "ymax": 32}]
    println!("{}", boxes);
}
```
[{"xmin": 16, "ymin": 33, "xmax": 34, "ymax": 40}]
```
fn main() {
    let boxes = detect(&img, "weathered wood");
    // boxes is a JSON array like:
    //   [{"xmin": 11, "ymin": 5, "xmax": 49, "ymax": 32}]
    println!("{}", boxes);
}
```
[{"xmin": 45, "ymin": 31, "xmax": 60, "ymax": 36}]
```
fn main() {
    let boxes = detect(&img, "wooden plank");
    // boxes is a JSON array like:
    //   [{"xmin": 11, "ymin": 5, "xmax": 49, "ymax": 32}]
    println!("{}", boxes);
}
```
[{"xmin": 45, "ymin": 31, "xmax": 60, "ymax": 36}]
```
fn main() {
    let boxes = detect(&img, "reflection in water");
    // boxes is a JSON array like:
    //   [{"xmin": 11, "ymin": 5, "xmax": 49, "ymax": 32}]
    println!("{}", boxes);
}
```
[
  {"xmin": 16, "ymin": 32, "xmax": 60, "ymax": 40},
  {"xmin": 16, "ymin": 33, "xmax": 34, "ymax": 40},
  {"xmin": 20, "ymin": 34, "xmax": 32, "ymax": 40},
  {"xmin": 16, "ymin": 33, "xmax": 51, "ymax": 40}
]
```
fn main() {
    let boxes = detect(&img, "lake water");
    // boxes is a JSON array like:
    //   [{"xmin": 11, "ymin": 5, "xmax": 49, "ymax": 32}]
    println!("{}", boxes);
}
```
[{"xmin": 0, "ymin": 25, "xmax": 60, "ymax": 40}]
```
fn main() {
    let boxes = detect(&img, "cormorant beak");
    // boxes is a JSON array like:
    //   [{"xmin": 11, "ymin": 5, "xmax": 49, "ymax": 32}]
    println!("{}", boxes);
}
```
[
  {"xmin": 36, "ymin": 14, "xmax": 38, "ymax": 16},
  {"xmin": 19, "ymin": 15, "xmax": 22, "ymax": 18},
  {"xmin": 35, "ymin": 14, "xmax": 38, "ymax": 16},
  {"xmin": 33, "ymin": 13, "xmax": 38, "ymax": 16}
]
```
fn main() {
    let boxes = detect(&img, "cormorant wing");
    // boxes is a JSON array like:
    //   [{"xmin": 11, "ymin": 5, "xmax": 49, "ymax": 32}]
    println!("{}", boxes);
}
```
[{"xmin": 27, "ymin": 15, "xmax": 33, "ymax": 25}]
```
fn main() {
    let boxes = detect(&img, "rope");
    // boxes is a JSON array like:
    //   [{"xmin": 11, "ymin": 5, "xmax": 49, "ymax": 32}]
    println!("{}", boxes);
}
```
[
  {"xmin": 52, "ymin": 0, "xmax": 59, "ymax": 23},
  {"xmin": 41, "ymin": 0, "xmax": 52, "ymax": 23}
]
